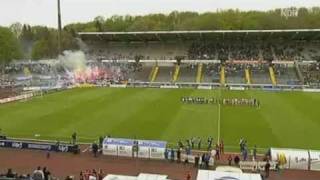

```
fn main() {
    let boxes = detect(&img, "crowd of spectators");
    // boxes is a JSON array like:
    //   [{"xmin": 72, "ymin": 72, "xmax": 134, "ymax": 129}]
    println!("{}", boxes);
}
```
[
  {"xmin": 301, "ymin": 63, "xmax": 320, "ymax": 85},
  {"xmin": 187, "ymin": 41, "xmax": 318, "ymax": 62},
  {"xmin": 79, "ymin": 169, "xmax": 104, "ymax": 180},
  {"xmin": 0, "ymin": 166, "xmax": 52, "ymax": 180},
  {"xmin": 5, "ymin": 63, "xmax": 55, "ymax": 75}
]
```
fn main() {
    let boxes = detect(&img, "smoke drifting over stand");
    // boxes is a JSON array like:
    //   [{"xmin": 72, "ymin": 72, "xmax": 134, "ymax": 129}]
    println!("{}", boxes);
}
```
[{"xmin": 58, "ymin": 50, "xmax": 102, "ymax": 83}]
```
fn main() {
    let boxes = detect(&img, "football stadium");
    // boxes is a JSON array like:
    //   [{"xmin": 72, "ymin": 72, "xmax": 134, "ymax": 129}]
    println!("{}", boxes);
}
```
[{"xmin": 1, "ymin": 1, "xmax": 320, "ymax": 180}]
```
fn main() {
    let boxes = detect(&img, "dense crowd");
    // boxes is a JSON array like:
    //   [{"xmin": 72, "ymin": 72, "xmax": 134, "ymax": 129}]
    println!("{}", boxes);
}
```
[
  {"xmin": 188, "ymin": 41, "xmax": 317, "ymax": 61},
  {"xmin": 0, "ymin": 166, "xmax": 52, "ymax": 180},
  {"xmin": 5, "ymin": 63, "xmax": 55, "ymax": 75},
  {"xmin": 301, "ymin": 63, "xmax": 320, "ymax": 85}
]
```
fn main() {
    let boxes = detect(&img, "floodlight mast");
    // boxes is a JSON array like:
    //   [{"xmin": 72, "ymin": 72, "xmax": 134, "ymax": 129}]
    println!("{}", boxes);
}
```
[{"xmin": 57, "ymin": 0, "xmax": 62, "ymax": 55}]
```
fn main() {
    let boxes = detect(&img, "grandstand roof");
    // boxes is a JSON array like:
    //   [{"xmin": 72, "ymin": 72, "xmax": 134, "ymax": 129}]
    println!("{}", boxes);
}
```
[{"xmin": 78, "ymin": 29, "xmax": 320, "ymax": 42}]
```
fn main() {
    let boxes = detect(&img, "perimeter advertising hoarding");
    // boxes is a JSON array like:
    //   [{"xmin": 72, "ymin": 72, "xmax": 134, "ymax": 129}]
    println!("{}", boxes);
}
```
[
  {"xmin": 197, "ymin": 170, "xmax": 262, "ymax": 180},
  {"xmin": 0, "ymin": 139, "xmax": 77, "ymax": 153},
  {"xmin": 309, "ymin": 150, "xmax": 320, "ymax": 171},
  {"xmin": 103, "ymin": 138, "xmax": 134, "ymax": 157},
  {"xmin": 102, "ymin": 144, "xmax": 118, "ymax": 156},
  {"xmin": 271, "ymin": 148, "xmax": 309, "ymax": 170},
  {"xmin": 139, "ymin": 140, "xmax": 167, "ymax": 159},
  {"xmin": 103, "ymin": 138, "xmax": 166, "ymax": 159}
]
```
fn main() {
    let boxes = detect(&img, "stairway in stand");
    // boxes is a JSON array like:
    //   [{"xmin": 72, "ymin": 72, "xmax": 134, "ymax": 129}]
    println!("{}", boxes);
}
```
[
  {"xmin": 196, "ymin": 63, "xmax": 203, "ymax": 83},
  {"xmin": 269, "ymin": 66, "xmax": 277, "ymax": 85},
  {"xmin": 172, "ymin": 65, "xmax": 180, "ymax": 82}
]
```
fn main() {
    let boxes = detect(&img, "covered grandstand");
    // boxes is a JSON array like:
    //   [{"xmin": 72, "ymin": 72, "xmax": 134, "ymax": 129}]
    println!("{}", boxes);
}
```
[{"xmin": 76, "ymin": 29, "xmax": 320, "ymax": 87}]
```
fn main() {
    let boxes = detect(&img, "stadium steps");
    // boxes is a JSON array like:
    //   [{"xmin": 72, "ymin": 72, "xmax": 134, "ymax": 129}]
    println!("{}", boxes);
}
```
[
  {"xmin": 148, "ymin": 66, "xmax": 156, "ymax": 81},
  {"xmin": 150, "ymin": 66, "xmax": 159, "ymax": 82},
  {"xmin": 245, "ymin": 68, "xmax": 252, "ymax": 84},
  {"xmin": 269, "ymin": 66, "xmax": 277, "ymax": 85},
  {"xmin": 220, "ymin": 66, "xmax": 226, "ymax": 85},
  {"xmin": 172, "ymin": 65, "xmax": 180, "ymax": 82},
  {"xmin": 294, "ymin": 61, "xmax": 304, "ymax": 84},
  {"xmin": 196, "ymin": 63, "xmax": 203, "ymax": 83}
]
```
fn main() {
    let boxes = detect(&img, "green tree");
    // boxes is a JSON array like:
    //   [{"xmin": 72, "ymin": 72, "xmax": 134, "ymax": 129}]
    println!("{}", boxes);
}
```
[{"xmin": 0, "ymin": 26, "xmax": 22, "ymax": 64}]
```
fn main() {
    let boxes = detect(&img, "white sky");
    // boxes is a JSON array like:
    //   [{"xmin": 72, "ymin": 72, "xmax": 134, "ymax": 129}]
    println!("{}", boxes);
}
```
[{"xmin": 1, "ymin": 0, "xmax": 319, "ymax": 28}]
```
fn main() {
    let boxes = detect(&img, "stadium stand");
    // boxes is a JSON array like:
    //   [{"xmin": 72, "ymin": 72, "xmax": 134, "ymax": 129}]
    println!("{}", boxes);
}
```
[{"xmin": 2, "ymin": 30, "xmax": 320, "ymax": 87}]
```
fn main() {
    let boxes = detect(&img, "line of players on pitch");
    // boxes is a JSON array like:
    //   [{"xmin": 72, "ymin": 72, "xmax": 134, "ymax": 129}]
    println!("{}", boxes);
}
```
[{"xmin": 181, "ymin": 96, "xmax": 260, "ymax": 107}]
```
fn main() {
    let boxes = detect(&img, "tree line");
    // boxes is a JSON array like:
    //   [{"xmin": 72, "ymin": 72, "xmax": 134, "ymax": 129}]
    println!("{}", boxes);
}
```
[{"xmin": 1, "ymin": 7, "xmax": 320, "ymax": 64}]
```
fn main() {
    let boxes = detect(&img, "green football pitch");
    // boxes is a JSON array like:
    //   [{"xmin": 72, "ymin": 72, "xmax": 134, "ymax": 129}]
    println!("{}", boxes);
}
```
[{"xmin": 0, "ymin": 87, "xmax": 319, "ymax": 151}]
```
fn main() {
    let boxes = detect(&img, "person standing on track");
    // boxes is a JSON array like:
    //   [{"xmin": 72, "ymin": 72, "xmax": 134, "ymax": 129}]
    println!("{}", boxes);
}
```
[
  {"xmin": 252, "ymin": 145, "xmax": 257, "ymax": 161},
  {"xmin": 219, "ymin": 140, "xmax": 224, "ymax": 154},
  {"xmin": 186, "ymin": 171, "xmax": 191, "ymax": 180},
  {"xmin": 265, "ymin": 160, "xmax": 271, "ymax": 178},
  {"xmin": 71, "ymin": 132, "xmax": 77, "ymax": 145},
  {"xmin": 92, "ymin": 142, "xmax": 98, "ymax": 157},
  {"xmin": 170, "ymin": 148, "xmax": 175, "ymax": 162}
]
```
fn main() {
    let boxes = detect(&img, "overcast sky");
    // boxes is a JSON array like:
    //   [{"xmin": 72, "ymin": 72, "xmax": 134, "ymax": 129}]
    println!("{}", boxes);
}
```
[{"xmin": 1, "ymin": 0, "xmax": 319, "ymax": 27}]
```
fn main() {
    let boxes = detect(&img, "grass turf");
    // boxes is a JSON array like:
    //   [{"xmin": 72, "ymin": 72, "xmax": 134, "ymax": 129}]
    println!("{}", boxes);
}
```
[{"xmin": 0, "ymin": 87, "xmax": 319, "ymax": 151}]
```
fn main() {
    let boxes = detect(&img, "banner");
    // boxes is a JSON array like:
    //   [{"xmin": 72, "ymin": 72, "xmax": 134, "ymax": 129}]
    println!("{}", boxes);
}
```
[
  {"xmin": 197, "ymin": 170, "xmax": 262, "ymax": 180},
  {"xmin": 198, "ymin": 86, "xmax": 212, "ymax": 90},
  {"xmin": 102, "ymin": 138, "xmax": 166, "ymax": 159},
  {"xmin": 302, "ymin": 89, "xmax": 320, "ymax": 93},
  {"xmin": 110, "ymin": 84, "xmax": 127, "ymax": 88},
  {"xmin": 103, "ymin": 138, "xmax": 134, "ymax": 157},
  {"xmin": 0, "ymin": 93, "xmax": 33, "ymax": 104},
  {"xmin": 309, "ymin": 150, "xmax": 320, "ymax": 171},
  {"xmin": 139, "ymin": 140, "xmax": 167, "ymax": 159},
  {"xmin": 160, "ymin": 85, "xmax": 179, "ymax": 89},
  {"xmin": 229, "ymin": 86, "xmax": 245, "ymax": 91},
  {"xmin": 138, "ymin": 146, "xmax": 149, "ymax": 158},
  {"xmin": 271, "ymin": 148, "xmax": 309, "ymax": 170},
  {"xmin": 102, "ymin": 144, "xmax": 118, "ymax": 156},
  {"xmin": 118, "ymin": 145, "xmax": 133, "ymax": 157},
  {"xmin": 240, "ymin": 161, "xmax": 276, "ymax": 171},
  {"xmin": 0, "ymin": 139, "xmax": 77, "ymax": 153}
]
